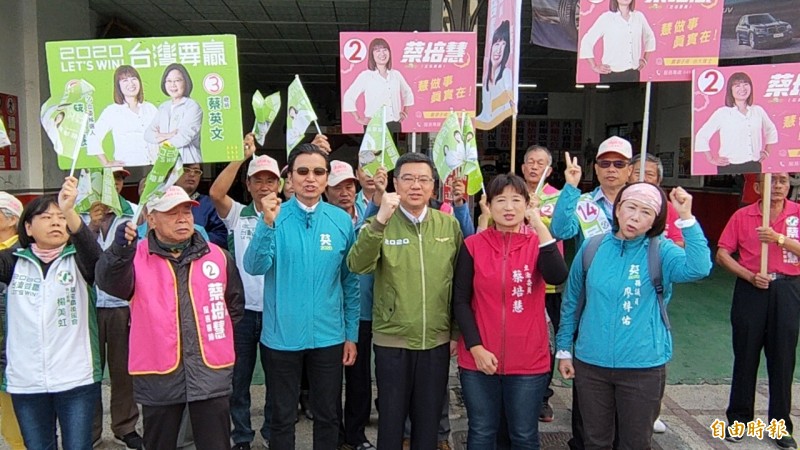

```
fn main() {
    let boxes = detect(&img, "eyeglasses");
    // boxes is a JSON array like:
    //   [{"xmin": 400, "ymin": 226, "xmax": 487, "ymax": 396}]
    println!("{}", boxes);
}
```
[
  {"xmin": 294, "ymin": 167, "xmax": 328, "ymax": 177},
  {"xmin": 597, "ymin": 160, "xmax": 628, "ymax": 169},
  {"xmin": 397, "ymin": 175, "xmax": 434, "ymax": 185},
  {"xmin": 184, "ymin": 168, "xmax": 203, "ymax": 176}
]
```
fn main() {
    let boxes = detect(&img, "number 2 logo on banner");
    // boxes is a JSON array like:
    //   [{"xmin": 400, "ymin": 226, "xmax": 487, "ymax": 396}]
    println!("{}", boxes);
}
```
[
  {"xmin": 343, "ymin": 38, "xmax": 367, "ymax": 64},
  {"xmin": 698, "ymin": 69, "xmax": 724, "ymax": 95}
]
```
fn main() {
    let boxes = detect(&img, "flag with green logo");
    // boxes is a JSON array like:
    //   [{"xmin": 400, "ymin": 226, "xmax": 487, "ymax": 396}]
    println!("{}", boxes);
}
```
[
  {"xmin": 75, "ymin": 168, "xmax": 121, "ymax": 216},
  {"xmin": 461, "ymin": 113, "xmax": 483, "ymax": 195},
  {"xmin": 140, "ymin": 143, "xmax": 183, "ymax": 208},
  {"xmin": 0, "ymin": 118, "xmax": 9, "ymax": 148},
  {"xmin": 359, "ymin": 106, "xmax": 400, "ymax": 177},
  {"xmin": 40, "ymin": 79, "xmax": 94, "ymax": 161},
  {"xmin": 286, "ymin": 76, "xmax": 318, "ymax": 155},
  {"xmin": 432, "ymin": 112, "xmax": 461, "ymax": 182},
  {"xmin": 252, "ymin": 90, "xmax": 281, "ymax": 146}
]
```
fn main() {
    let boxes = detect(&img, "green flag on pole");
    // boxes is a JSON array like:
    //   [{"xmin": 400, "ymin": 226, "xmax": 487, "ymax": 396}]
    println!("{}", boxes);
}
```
[
  {"xmin": 40, "ymin": 79, "xmax": 95, "ymax": 164},
  {"xmin": 431, "ymin": 112, "xmax": 461, "ymax": 182},
  {"xmin": 252, "ymin": 90, "xmax": 281, "ymax": 146},
  {"xmin": 100, "ymin": 168, "xmax": 122, "ymax": 217},
  {"xmin": 140, "ymin": 143, "xmax": 183, "ymax": 208},
  {"xmin": 286, "ymin": 76, "xmax": 318, "ymax": 155},
  {"xmin": 75, "ymin": 169, "xmax": 102, "ymax": 214},
  {"xmin": 358, "ymin": 106, "xmax": 400, "ymax": 177},
  {"xmin": 461, "ymin": 113, "xmax": 483, "ymax": 195}
]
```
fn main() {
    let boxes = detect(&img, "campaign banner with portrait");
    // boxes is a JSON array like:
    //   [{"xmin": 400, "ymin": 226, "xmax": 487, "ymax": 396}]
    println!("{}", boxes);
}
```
[
  {"xmin": 691, "ymin": 64, "xmax": 800, "ymax": 176},
  {"xmin": 45, "ymin": 34, "xmax": 243, "ymax": 170},
  {"xmin": 576, "ymin": 0, "xmax": 724, "ymax": 84},
  {"xmin": 339, "ymin": 31, "xmax": 477, "ymax": 134},
  {"xmin": 476, "ymin": 0, "xmax": 521, "ymax": 130}
]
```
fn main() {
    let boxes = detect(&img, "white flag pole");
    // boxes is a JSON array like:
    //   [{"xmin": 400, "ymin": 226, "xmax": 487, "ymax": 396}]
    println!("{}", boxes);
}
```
[
  {"xmin": 411, "ymin": 132, "xmax": 417, "ymax": 153},
  {"xmin": 639, "ymin": 81, "xmax": 652, "ymax": 182}
]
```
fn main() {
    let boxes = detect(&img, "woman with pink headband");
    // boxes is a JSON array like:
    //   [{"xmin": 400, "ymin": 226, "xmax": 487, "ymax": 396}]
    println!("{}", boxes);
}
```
[{"xmin": 555, "ymin": 182, "xmax": 711, "ymax": 449}]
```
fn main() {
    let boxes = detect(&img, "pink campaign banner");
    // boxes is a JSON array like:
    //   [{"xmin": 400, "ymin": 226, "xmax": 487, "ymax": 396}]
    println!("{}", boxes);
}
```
[
  {"xmin": 339, "ymin": 32, "xmax": 477, "ymax": 134},
  {"xmin": 691, "ymin": 64, "xmax": 800, "ymax": 176},
  {"xmin": 576, "ymin": 0, "xmax": 724, "ymax": 84}
]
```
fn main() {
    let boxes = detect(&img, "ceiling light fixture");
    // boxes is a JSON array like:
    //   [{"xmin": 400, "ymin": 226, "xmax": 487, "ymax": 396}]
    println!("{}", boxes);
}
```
[
  {"xmin": 596, "ymin": 84, "xmax": 611, "ymax": 89},
  {"xmin": 575, "ymin": 84, "xmax": 585, "ymax": 89},
  {"xmin": 476, "ymin": 83, "xmax": 537, "ymax": 89}
]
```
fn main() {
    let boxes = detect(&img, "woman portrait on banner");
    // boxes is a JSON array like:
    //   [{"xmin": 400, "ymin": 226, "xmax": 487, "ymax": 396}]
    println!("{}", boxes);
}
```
[
  {"xmin": 453, "ymin": 173, "xmax": 568, "ymax": 449},
  {"xmin": 578, "ymin": 0, "xmax": 656, "ymax": 83},
  {"xmin": 342, "ymin": 37, "xmax": 414, "ymax": 132},
  {"xmin": 556, "ymin": 179, "xmax": 711, "ymax": 449},
  {"xmin": 144, "ymin": 63, "xmax": 203, "ymax": 164},
  {"xmin": 87, "ymin": 65, "xmax": 158, "ymax": 167},
  {"xmin": 695, "ymin": 72, "xmax": 778, "ymax": 175},
  {"xmin": 476, "ymin": 20, "xmax": 514, "ymax": 129}
]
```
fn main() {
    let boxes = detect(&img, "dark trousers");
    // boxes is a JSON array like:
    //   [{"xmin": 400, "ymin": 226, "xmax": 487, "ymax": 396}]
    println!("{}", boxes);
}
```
[
  {"xmin": 567, "ymin": 382, "xmax": 585, "ymax": 450},
  {"xmin": 374, "ymin": 343, "xmax": 450, "ymax": 450},
  {"xmin": 13, "ymin": 382, "xmax": 100, "ymax": 450},
  {"xmin": 573, "ymin": 359, "xmax": 665, "ymax": 450},
  {"xmin": 718, "ymin": 161, "xmax": 762, "ymax": 175},
  {"xmin": 340, "ymin": 320, "xmax": 373, "ymax": 446},
  {"xmin": 92, "ymin": 307, "xmax": 139, "ymax": 440},
  {"xmin": 231, "ymin": 310, "xmax": 271, "ymax": 444},
  {"xmin": 599, "ymin": 69, "xmax": 640, "ymax": 83},
  {"xmin": 727, "ymin": 277, "xmax": 800, "ymax": 434},
  {"xmin": 543, "ymin": 292, "xmax": 562, "ymax": 401},
  {"xmin": 142, "ymin": 396, "xmax": 230, "ymax": 450},
  {"xmin": 267, "ymin": 344, "xmax": 344, "ymax": 450}
]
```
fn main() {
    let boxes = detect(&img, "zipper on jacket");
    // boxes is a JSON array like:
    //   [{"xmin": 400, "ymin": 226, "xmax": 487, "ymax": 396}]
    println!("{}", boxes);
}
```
[
  {"xmin": 417, "ymin": 222, "xmax": 427, "ymax": 349},
  {"xmin": 500, "ymin": 232, "xmax": 509, "ymax": 374}
]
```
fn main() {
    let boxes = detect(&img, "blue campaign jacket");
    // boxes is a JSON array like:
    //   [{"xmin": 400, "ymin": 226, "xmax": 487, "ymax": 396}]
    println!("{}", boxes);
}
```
[
  {"xmin": 551, "ymin": 184, "xmax": 613, "ymax": 247},
  {"xmin": 244, "ymin": 197, "xmax": 359, "ymax": 351},
  {"xmin": 556, "ymin": 223, "xmax": 712, "ymax": 369}
]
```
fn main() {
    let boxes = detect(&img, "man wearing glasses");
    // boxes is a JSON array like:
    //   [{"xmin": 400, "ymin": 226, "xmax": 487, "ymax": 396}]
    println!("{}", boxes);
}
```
[
  {"xmin": 550, "ymin": 135, "xmax": 632, "ymax": 450},
  {"xmin": 176, "ymin": 163, "xmax": 229, "ymax": 249},
  {"xmin": 347, "ymin": 152, "xmax": 463, "ymax": 450},
  {"xmin": 244, "ymin": 144, "xmax": 359, "ymax": 450}
]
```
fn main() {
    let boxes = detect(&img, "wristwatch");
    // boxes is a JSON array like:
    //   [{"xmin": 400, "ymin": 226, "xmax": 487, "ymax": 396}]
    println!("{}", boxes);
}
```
[{"xmin": 778, "ymin": 234, "xmax": 786, "ymax": 247}]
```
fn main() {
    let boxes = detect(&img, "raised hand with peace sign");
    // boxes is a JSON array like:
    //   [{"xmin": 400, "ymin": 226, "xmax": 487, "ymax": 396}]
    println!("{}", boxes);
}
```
[{"xmin": 564, "ymin": 152, "xmax": 582, "ymax": 188}]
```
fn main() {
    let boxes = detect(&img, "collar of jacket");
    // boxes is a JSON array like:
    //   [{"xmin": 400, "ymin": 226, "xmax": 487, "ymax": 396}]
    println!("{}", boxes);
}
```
[{"xmin": 146, "ymin": 231, "xmax": 210, "ymax": 263}]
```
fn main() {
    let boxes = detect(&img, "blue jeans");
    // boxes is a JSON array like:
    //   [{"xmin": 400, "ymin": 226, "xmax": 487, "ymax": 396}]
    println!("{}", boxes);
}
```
[
  {"xmin": 231, "ymin": 310, "xmax": 271, "ymax": 444},
  {"xmin": 13, "ymin": 382, "xmax": 100, "ymax": 450},
  {"xmin": 460, "ymin": 369, "xmax": 548, "ymax": 450}
]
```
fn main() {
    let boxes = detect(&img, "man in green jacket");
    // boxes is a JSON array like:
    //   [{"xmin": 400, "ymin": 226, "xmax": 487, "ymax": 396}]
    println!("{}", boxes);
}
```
[{"xmin": 347, "ymin": 152, "xmax": 462, "ymax": 450}]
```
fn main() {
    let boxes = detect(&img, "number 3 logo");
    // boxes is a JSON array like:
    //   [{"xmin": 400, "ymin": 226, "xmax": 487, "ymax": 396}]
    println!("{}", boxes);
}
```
[{"xmin": 203, "ymin": 73, "xmax": 224, "ymax": 95}]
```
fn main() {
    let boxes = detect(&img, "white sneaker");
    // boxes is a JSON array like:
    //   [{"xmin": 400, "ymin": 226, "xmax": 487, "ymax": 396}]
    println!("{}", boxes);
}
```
[{"xmin": 653, "ymin": 418, "xmax": 667, "ymax": 433}]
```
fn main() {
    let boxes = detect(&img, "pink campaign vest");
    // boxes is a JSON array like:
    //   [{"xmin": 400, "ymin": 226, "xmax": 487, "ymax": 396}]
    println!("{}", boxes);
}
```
[{"xmin": 128, "ymin": 240, "xmax": 235, "ymax": 375}]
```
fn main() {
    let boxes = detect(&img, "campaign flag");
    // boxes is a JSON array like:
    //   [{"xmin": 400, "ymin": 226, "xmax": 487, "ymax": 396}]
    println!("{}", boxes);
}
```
[
  {"xmin": 100, "ymin": 168, "xmax": 122, "ymax": 217},
  {"xmin": 139, "ymin": 142, "xmax": 183, "ymax": 207},
  {"xmin": 576, "ymin": 0, "xmax": 724, "ymax": 83},
  {"xmin": 45, "ymin": 35, "xmax": 243, "ymax": 169},
  {"xmin": 431, "ymin": 112, "xmax": 462, "ymax": 182},
  {"xmin": 461, "ymin": 114, "xmax": 483, "ymax": 195},
  {"xmin": 339, "ymin": 31, "xmax": 478, "ymax": 134},
  {"xmin": 75, "ymin": 167, "xmax": 121, "ymax": 216},
  {"xmin": 359, "ymin": 106, "xmax": 400, "ymax": 177},
  {"xmin": 40, "ymin": 79, "xmax": 94, "ymax": 161},
  {"xmin": 252, "ymin": 90, "xmax": 281, "ymax": 146},
  {"xmin": 287, "ymin": 76, "xmax": 318, "ymax": 155},
  {"xmin": 0, "ymin": 118, "xmax": 10, "ymax": 148},
  {"xmin": 476, "ymin": 0, "xmax": 522, "ymax": 130},
  {"xmin": 691, "ymin": 64, "xmax": 800, "ymax": 176}
]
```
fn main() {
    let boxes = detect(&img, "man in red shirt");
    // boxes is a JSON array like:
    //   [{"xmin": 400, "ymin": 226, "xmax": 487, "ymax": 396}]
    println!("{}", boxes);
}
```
[{"xmin": 717, "ymin": 172, "xmax": 800, "ymax": 449}]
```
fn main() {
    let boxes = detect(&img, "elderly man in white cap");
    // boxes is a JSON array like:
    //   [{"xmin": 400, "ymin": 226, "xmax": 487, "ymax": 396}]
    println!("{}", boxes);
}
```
[
  {"xmin": 0, "ymin": 192, "xmax": 23, "ymax": 450},
  {"xmin": 210, "ymin": 133, "xmax": 281, "ymax": 450},
  {"xmin": 96, "ymin": 186, "xmax": 244, "ymax": 450}
]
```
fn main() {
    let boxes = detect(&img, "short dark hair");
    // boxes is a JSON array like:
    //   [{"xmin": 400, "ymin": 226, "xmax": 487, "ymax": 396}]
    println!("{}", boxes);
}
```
[
  {"xmin": 486, "ymin": 173, "xmax": 528, "ymax": 204},
  {"xmin": 612, "ymin": 182, "xmax": 668, "ymax": 238},
  {"xmin": 17, "ymin": 195, "xmax": 62, "ymax": 248},
  {"xmin": 287, "ymin": 143, "xmax": 330, "ymax": 173},
  {"xmin": 610, "ymin": 0, "xmax": 635, "ymax": 11},
  {"xmin": 160, "ymin": 63, "xmax": 193, "ymax": 97},
  {"xmin": 394, "ymin": 152, "xmax": 434, "ymax": 178},
  {"xmin": 113, "ymin": 65, "xmax": 143, "ymax": 105},
  {"xmin": 725, "ymin": 72, "xmax": 753, "ymax": 107},
  {"xmin": 485, "ymin": 20, "xmax": 511, "ymax": 87}
]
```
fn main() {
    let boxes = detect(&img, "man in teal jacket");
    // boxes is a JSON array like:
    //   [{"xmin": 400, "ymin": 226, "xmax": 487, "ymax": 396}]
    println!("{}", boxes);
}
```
[{"xmin": 244, "ymin": 144, "xmax": 359, "ymax": 450}]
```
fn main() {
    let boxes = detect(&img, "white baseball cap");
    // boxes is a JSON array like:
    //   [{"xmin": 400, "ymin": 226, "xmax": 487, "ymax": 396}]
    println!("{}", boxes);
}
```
[
  {"xmin": 328, "ymin": 160, "xmax": 357, "ymax": 187},
  {"xmin": 0, "ymin": 192, "xmax": 22, "ymax": 218},
  {"xmin": 597, "ymin": 136, "xmax": 633, "ymax": 160},
  {"xmin": 111, "ymin": 167, "xmax": 131, "ymax": 178},
  {"xmin": 146, "ymin": 186, "xmax": 199, "ymax": 213},
  {"xmin": 247, "ymin": 155, "xmax": 281, "ymax": 178}
]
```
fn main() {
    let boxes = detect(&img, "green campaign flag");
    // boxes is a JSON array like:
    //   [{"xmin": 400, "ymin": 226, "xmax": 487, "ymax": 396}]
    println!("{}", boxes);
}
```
[
  {"xmin": 286, "ymin": 76, "xmax": 318, "ymax": 155},
  {"xmin": 45, "ymin": 35, "xmax": 243, "ymax": 169},
  {"xmin": 0, "ymin": 118, "xmax": 9, "ymax": 148},
  {"xmin": 358, "ymin": 106, "xmax": 400, "ymax": 177},
  {"xmin": 431, "ymin": 112, "xmax": 461, "ymax": 182},
  {"xmin": 252, "ymin": 90, "xmax": 281, "ymax": 146},
  {"xmin": 100, "ymin": 168, "xmax": 122, "ymax": 217},
  {"xmin": 461, "ymin": 114, "xmax": 483, "ymax": 195},
  {"xmin": 40, "ymin": 97, "xmax": 90, "ymax": 161},
  {"xmin": 75, "ymin": 169, "xmax": 102, "ymax": 214},
  {"xmin": 140, "ymin": 143, "xmax": 183, "ymax": 207}
]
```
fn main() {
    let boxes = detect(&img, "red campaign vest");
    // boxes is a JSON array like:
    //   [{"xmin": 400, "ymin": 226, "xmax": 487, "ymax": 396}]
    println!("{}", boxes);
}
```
[{"xmin": 128, "ymin": 239, "xmax": 235, "ymax": 374}]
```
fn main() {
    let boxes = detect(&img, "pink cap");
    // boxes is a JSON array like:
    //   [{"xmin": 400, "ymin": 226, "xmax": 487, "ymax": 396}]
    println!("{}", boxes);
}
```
[
  {"xmin": 620, "ymin": 183, "xmax": 662, "ymax": 213},
  {"xmin": 328, "ymin": 160, "xmax": 357, "ymax": 187},
  {"xmin": 597, "ymin": 136, "xmax": 633, "ymax": 160},
  {"xmin": 146, "ymin": 186, "xmax": 200, "ymax": 213},
  {"xmin": 247, "ymin": 155, "xmax": 281, "ymax": 178},
  {"xmin": 0, "ymin": 192, "xmax": 22, "ymax": 218}
]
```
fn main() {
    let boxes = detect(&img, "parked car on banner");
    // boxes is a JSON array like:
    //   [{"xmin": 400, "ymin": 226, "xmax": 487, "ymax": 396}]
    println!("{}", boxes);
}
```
[{"xmin": 735, "ymin": 13, "xmax": 793, "ymax": 49}]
